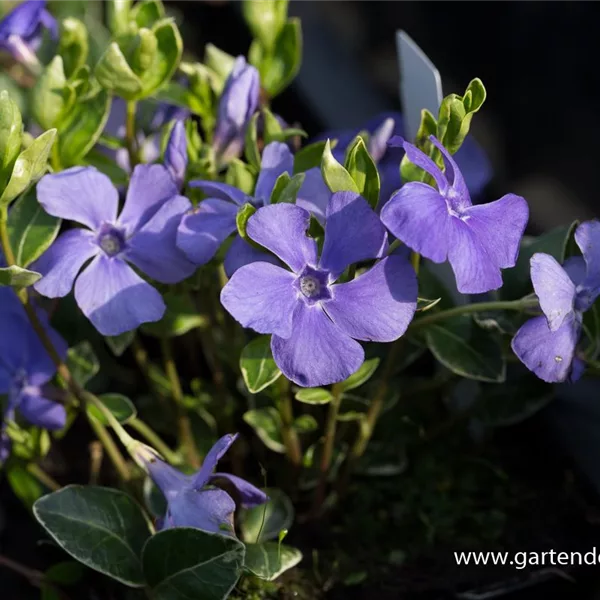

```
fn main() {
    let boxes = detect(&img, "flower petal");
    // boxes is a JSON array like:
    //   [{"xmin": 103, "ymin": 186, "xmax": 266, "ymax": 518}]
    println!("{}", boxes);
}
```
[
  {"xmin": 575, "ymin": 220, "xmax": 600, "ymax": 283},
  {"xmin": 247, "ymin": 204, "xmax": 317, "ymax": 273},
  {"xmin": 530, "ymin": 253, "xmax": 576, "ymax": 331},
  {"xmin": 37, "ymin": 167, "xmax": 118, "ymax": 230},
  {"xmin": 428, "ymin": 136, "xmax": 470, "ymax": 206},
  {"xmin": 118, "ymin": 164, "xmax": 178, "ymax": 234},
  {"xmin": 325, "ymin": 255, "xmax": 417, "ymax": 342},
  {"xmin": 319, "ymin": 191, "xmax": 387, "ymax": 277},
  {"xmin": 188, "ymin": 180, "xmax": 250, "ymax": 207},
  {"xmin": 223, "ymin": 235, "xmax": 278, "ymax": 277},
  {"xmin": 0, "ymin": 0, "xmax": 47, "ymax": 39},
  {"xmin": 564, "ymin": 256, "xmax": 587, "ymax": 287},
  {"xmin": 167, "ymin": 488, "xmax": 236, "ymax": 535},
  {"xmin": 254, "ymin": 142, "xmax": 294, "ymax": 204},
  {"xmin": 369, "ymin": 117, "xmax": 395, "ymax": 163},
  {"xmin": 210, "ymin": 473, "xmax": 268, "ymax": 508},
  {"xmin": 74, "ymin": 255, "xmax": 165, "ymax": 335},
  {"xmin": 512, "ymin": 315, "xmax": 580, "ymax": 383},
  {"xmin": 447, "ymin": 219, "xmax": 502, "ymax": 294},
  {"xmin": 126, "ymin": 195, "xmax": 196, "ymax": 284},
  {"xmin": 221, "ymin": 262, "xmax": 297, "ymax": 338},
  {"xmin": 176, "ymin": 198, "xmax": 238, "ymax": 266},
  {"xmin": 380, "ymin": 182, "xmax": 451, "ymax": 263},
  {"xmin": 147, "ymin": 457, "xmax": 190, "ymax": 501},
  {"xmin": 388, "ymin": 136, "xmax": 448, "ymax": 194},
  {"xmin": 463, "ymin": 194, "xmax": 529, "ymax": 269},
  {"xmin": 33, "ymin": 229, "xmax": 98, "ymax": 298},
  {"xmin": 18, "ymin": 392, "xmax": 66, "ymax": 430},
  {"xmin": 192, "ymin": 433, "xmax": 238, "ymax": 488},
  {"xmin": 296, "ymin": 167, "xmax": 331, "ymax": 223},
  {"xmin": 271, "ymin": 303, "xmax": 364, "ymax": 387}
]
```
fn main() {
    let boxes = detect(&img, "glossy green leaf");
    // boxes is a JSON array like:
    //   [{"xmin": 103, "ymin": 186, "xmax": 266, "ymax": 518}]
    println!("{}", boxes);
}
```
[
  {"xmin": 321, "ymin": 139, "xmax": 358, "ymax": 194},
  {"xmin": 0, "ymin": 129, "xmax": 57, "ymax": 206},
  {"xmin": 131, "ymin": 0, "xmax": 165, "ymax": 28},
  {"xmin": 295, "ymin": 387, "xmax": 332, "ymax": 405},
  {"xmin": 7, "ymin": 465, "xmax": 44, "ymax": 508},
  {"xmin": 425, "ymin": 317, "xmax": 505, "ymax": 383},
  {"xmin": 155, "ymin": 80, "xmax": 208, "ymax": 116},
  {"xmin": 7, "ymin": 188, "xmax": 61, "ymax": 267},
  {"xmin": 67, "ymin": 341, "xmax": 99, "ymax": 386},
  {"xmin": 45, "ymin": 561, "xmax": 84, "ymax": 586},
  {"xmin": 243, "ymin": 407, "xmax": 285, "ymax": 453},
  {"xmin": 240, "ymin": 488, "xmax": 294, "ymax": 544},
  {"xmin": 142, "ymin": 528, "xmax": 245, "ymax": 600},
  {"xmin": 86, "ymin": 393, "xmax": 137, "ymax": 425},
  {"xmin": 340, "ymin": 358, "xmax": 380, "ymax": 391},
  {"xmin": 244, "ymin": 542, "xmax": 302, "ymax": 581},
  {"xmin": 236, "ymin": 202, "xmax": 257, "ymax": 243},
  {"xmin": 59, "ymin": 18, "xmax": 89, "ymax": 78},
  {"xmin": 129, "ymin": 28, "xmax": 158, "ymax": 76},
  {"xmin": 204, "ymin": 43, "xmax": 236, "ymax": 91},
  {"xmin": 32, "ymin": 56, "xmax": 67, "ymax": 130},
  {"xmin": 240, "ymin": 335, "xmax": 282, "ymax": 393},
  {"xmin": 33, "ymin": 486, "xmax": 151, "ymax": 586},
  {"xmin": 58, "ymin": 89, "xmax": 111, "ymax": 166},
  {"xmin": 107, "ymin": 0, "xmax": 132, "ymax": 36},
  {"xmin": 0, "ymin": 265, "xmax": 40, "ymax": 288},
  {"xmin": 244, "ymin": 112, "xmax": 261, "ymax": 170},
  {"xmin": 0, "ymin": 91, "xmax": 23, "ymax": 191},
  {"xmin": 243, "ymin": 0, "xmax": 288, "ymax": 51},
  {"xmin": 293, "ymin": 414, "xmax": 318, "ymax": 433},
  {"xmin": 271, "ymin": 172, "xmax": 305, "ymax": 204},
  {"xmin": 294, "ymin": 140, "xmax": 330, "ymax": 174},
  {"xmin": 344, "ymin": 136, "xmax": 380, "ymax": 209},
  {"xmin": 95, "ymin": 42, "xmax": 143, "ymax": 99},
  {"xmin": 225, "ymin": 159, "xmax": 256, "ymax": 196}
]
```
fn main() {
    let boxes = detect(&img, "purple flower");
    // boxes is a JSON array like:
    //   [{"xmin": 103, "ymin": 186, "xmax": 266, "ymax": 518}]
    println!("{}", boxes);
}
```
[
  {"xmin": 221, "ymin": 195, "xmax": 418, "ymax": 387},
  {"xmin": 213, "ymin": 56, "xmax": 260, "ymax": 164},
  {"xmin": 0, "ymin": 288, "xmax": 67, "ymax": 461},
  {"xmin": 137, "ymin": 433, "xmax": 267, "ymax": 534},
  {"xmin": 380, "ymin": 135, "xmax": 529, "ymax": 294},
  {"xmin": 164, "ymin": 120, "xmax": 187, "ymax": 190},
  {"xmin": 33, "ymin": 165, "xmax": 196, "ymax": 336},
  {"xmin": 512, "ymin": 221, "xmax": 600, "ymax": 383},
  {"xmin": 0, "ymin": 0, "xmax": 57, "ymax": 67},
  {"xmin": 177, "ymin": 141, "xmax": 292, "ymax": 276}
]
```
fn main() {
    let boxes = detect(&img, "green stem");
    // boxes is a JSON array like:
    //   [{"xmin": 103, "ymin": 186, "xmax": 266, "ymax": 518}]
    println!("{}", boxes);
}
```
[
  {"xmin": 276, "ymin": 376, "xmax": 302, "ymax": 467},
  {"xmin": 125, "ymin": 100, "xmax": 139, "ymax": 168},
  {"xmin": 313, "ymin": 382, "xmax": 343, "ymax": 513},
  {"xmin": 160, "ymin": 336, "xmax": 201, "ymax": 468},
  {"xmin": 387, "ymin": 239, "xmax": 402, "ymax": 255},
  {"xmin": 410, "ymin": 251, "xmax": 420, "ymax": 275},
  {"xmin": 408, "ymin": 298, "xmax": 539, "ymax": 333},
  {"xmin": 50, "ymin": 141, "xmax": 61, "ymax": 172},
  {"xmin": 129, "ymin": 418, "xmax": 181, "ymax": 465},
  {"xmin": 87, "ymin": 414, "xmax": 131, "ymax": 482},
  {"xmin": 27, "ymin": 463, "xmax": 60, "ymax": 491}
]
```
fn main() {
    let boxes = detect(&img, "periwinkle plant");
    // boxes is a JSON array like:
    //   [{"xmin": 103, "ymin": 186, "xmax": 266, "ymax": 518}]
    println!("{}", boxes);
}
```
[{"xmin": 0, "ymin": 1, "xmax": 598, "ymax": 599}]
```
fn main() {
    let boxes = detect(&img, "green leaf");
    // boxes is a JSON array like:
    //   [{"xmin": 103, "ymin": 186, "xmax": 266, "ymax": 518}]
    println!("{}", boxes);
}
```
[
  {"xmin": 262, "ymin": 107, "xmax": 283, "ymax": 143},
  {"xmin": 155, "ymin": 80, "xmax": 207, "ymax": 116},
  {"xmin": 340, "ymin": 358, "xmax": 380, "ymax": 391},
  {"xmin": 142, "ymin": 528, "xmax": 245, "ymax": 600},
  {"xmin": 244, "ymin": 112, "xmax": 261, "ymax": 170},
  {"xmin": 107, "ymin": 0, "xmax": 132, "ymax": 36},
  {"xmin": 32, "ymin": 56, "xmax": 67, "ymax": 130},
  {"xmin": 0, "ymin": 129, "xmax": 57, "ymax": 206},
  {"xmin": 271, "ymin": 172, "xmax": 305, "ymax": 204},
  {"xmin": 84, "ymin": 147, "xmax": 128, "ymax": 186},
  {"xmin": 256, "ymin": 19, "xmax": 302, "ymax": 97},
  {"xmin": 59, "ymin": 18, "xmax": 89, "ymax": 78},
  {"xmin": 293, "ymin": 414, "xmax": 318, "ymax": 433},
  {"xmin": 105, "ymin": 330, "xmax": 135, "ymax": 356},
  {"xmin": 131, "ymin": 0, "xmax": 165, "ymax": 28},
  {"xmin": 225, "ymin": 159, "xmax": 256, "ymax": 196},
  {"xmin": 244, "ymin": 542, "xmax": 302, "ymax": 581},
  {"xmin": 344, "ymin": 136, "xmax": 380, "ymax": 209},
  {"xmin": 243, "ymin": 407, "xmax": 285, "ymax": 453},
  {"xmin": 129, "ymin": 28, "xmax": 158, "ymax": 76},
  {"xmin": 0, "ymin": 265, "xmax": 41, "ymax": 288},
  {"xmin": 321, "ymin": 139, "xmax": 358, "ymax": 194},
  {"xmin": 7, "ymin": 188, "xmax": 61, "ymax": 267},
  {"xmin": 67, "ymin": 341, "xmax": 99, "ymax": 386},
  {"xmin": 45, "ymin": 561, "xmax": 84, "ymax": 586},
  {"xmin": 0, "ymin": 91, "xmax": 23, "ymax": 191},
  {"xmin": 242, "ymin": 0, "xmax": 288, "ymax": 51},
  {"xmin": 236, "ymin": 202, "xmax": 257, "ymax": 242},
  {"xmin": 33, "ymin": 486, "xmax": 151, "ymax": 587},
  {"xmin": 240, "ymin": 488, "xmax": 294, "ymax": 543},
  {"xmin": 142, "ymin": 292, "xmax": 207, "ymax": 338},
  {"xmin": 240, "ymin": 336, "xmax": 282, "ymax": 393},
  {"xmin": 7, "ymin": 465, "xmax": 44, "ymax": 508},
  {"xmin": 337, "ymin": 410, "xmax": 365, "ymax": 423},
  {"xmin": 204, "ymin": 43, "xmax": 236, "ymax": 90},
  {"xmin": 294, "ymin": 140, "xmax": 330, "ymax": 174},
  {"xmin": 95, "ymin": 42, "xmax": 143, "ymax": 99},
  {"xmin": 295, "ymin": 387, "xmax": 332, "ymax": 405},
  {"xmin": 58, "ymin": 89, "xmax": 111, "ymax": 166},
  {"xmin": 425, "ymin": 317, "xmax": 505, "ymax": 383},
  {"xmin": 86, "ymin": 393, "xmax": 137, "ymax": 425}
]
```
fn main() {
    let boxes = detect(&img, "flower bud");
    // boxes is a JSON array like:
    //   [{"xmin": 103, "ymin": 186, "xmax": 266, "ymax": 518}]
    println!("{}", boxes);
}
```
[{"xmin": 164, "ymin": 120, "xmax": 188, "ymax": 190}]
